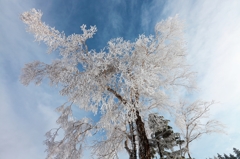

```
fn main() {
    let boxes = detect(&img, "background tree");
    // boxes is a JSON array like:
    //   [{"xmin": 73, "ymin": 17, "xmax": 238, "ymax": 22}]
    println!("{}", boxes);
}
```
[
  {"xmin": 148, "ymin": 113, "xmax": 186, "ymax": 158},
  {"xmin": 233, "ymin": 148, "xmax": 240, "ymax": 159},
  {"xmin": 175, "ymin": 100, "xmax": 225, "ymax": 159},
  {"xmin": 21, "ymin": 9, "xmax": 195, "ymax": 159},
  {"xmin": 224, "ymin": 154, "xmax": 231, "ymax": 159},
  {"xmin": 210, "ymin": 148, "xmax": 240, "ymax": 159},
  {"xmin": 229, "ymin": 154, "xmax": 237, "ymax": 159},
  {"xmin": 208, "ymin": 156, "xmax": 220, "ymax": 159},
  {"xmin": 218, "ymin": 154, "xmax": 225, "ymax": 159}
]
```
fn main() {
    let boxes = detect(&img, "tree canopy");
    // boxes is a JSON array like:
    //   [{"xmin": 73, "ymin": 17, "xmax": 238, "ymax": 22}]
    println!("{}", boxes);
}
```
[{"xmin": 20, "ymin": 8, "xmax": 223, "ymax": 159}]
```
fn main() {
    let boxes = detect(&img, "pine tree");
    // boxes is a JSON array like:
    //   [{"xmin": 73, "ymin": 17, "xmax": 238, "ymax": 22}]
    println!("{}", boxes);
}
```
[
  {"xmin": 233, "ymin": 148, "xmax": 240, "ymax": 159},
  {"xmin": 229, "ymin": 154, "xmax": 237, "ymax": 159},
  {"xmin": 148, "ymin": 113, "xmax": 186, "ymax": 158},
  {"xmin": 224, "ymin": 154, "xmax": 230, "ymax": 159},
  {"xmin": 214, "ymin": 148, "xmax": 240, "ymax": 159},
  {"xmin": 218, "ymin": 154, "xmax": 225, "ymax": 159}
]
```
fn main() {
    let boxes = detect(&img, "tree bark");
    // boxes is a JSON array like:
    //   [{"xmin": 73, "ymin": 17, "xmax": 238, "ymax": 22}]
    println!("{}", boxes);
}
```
[
  {"xmin": 107, "ymin": 87, "xmax": 150, "ymax": 158},
  {"xmin": 188, "ymin": 152, "xmax": 192, "ymax": 159},
  {"xmin": 186, "ymin": 143, "xmax": 192, "ymax": 159},
  {"xmin": 135, "ymin": 110, "xmax": 151, "ymax": 159},
  {"xmin": 129, "ymin": 121, "xmax": 137, "ymax": 159}
]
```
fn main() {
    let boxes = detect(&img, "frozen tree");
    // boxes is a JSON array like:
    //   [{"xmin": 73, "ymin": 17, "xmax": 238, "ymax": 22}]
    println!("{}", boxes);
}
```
[
  {"xmin": 175, "ymin": 100, "xmax": 225, "ymax": 159},
  {"xmin": 148, "ymin": 113, "xmax": 186, "ymax": 159},
  {"xmin": 44, "ymin": 103, "xmax": 95, "ymax": 159},
  {"xmin": 20, "ymin": 9, "xmax": 195, "ymax": 159}
]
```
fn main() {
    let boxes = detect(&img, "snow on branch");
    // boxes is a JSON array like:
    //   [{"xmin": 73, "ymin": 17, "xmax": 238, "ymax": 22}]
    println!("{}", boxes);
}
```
[
  {"xmin": 44, "ymin": 104, "xmax": 95, "ymax": 159},
  {"xmin": 175, "ymin": 100, "xmax": 226, "ymax": 157},
  {"xmin": 20, "ymin": 8, "xmax": 198, "ymax": 159}
]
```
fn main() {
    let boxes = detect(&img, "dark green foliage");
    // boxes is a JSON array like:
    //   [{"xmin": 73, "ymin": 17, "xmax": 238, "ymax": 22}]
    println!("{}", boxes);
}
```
[
  {"xmin": 218, "ymin": 154, "xmax": 225, "ymax": 159},
  {"xmin": 213, "ymin": 148, "xmax": 240, "ymax": 159},
  {"xmin": 233, "ymin": 148, "xmax": 240, "ymax": 159},
  {"xmin": 229, "ymin": 154, "xmax": 237, "ymax": 159},
  {"xmin": 224, "ymin": 154, "xmax": 230, "ymax": 159},
  {"xmin": 148, "ymin": 113, "xmax": 185, "ymax": 159}
]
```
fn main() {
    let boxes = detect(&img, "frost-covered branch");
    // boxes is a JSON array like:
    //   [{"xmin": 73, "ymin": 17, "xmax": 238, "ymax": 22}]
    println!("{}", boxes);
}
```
[
  {"xmin": 20, "ymin": 8, "xmax": 196, "ymax": 159},
  {"xmin": 175, "ymin": 100, "xmax": 226, "ymax": 158},
  {"xmin": 44, "ymin": 104, "xmax": 95, "ymax": 159}
]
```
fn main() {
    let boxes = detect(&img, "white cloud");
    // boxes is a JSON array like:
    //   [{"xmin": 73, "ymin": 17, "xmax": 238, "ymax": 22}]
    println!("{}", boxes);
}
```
[
  {"xmin": 0, "ymin": 0, "xmax": 96, "ymax": 158},
  {"xmin": 158, "ymin": 0, "xmax": 240, "ymax": 157},
  {"xmin": 2, "ymin": 0, "xmax": 240, "ymax": 158},
  {"xmin": 139, "ymin": 0, "xmax": 240, "ymax": 157},
  {"xmin": 0, "ymin": 0, "xmax": 64, "ymax": 159}
]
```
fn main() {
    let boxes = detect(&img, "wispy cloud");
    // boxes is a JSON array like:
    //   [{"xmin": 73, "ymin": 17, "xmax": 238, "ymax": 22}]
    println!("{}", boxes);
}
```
[
  {"xmin": 158, "ymin": 0, "xmax": 240, "ymax": 157},
  {"xmin": 2, "ymin": 0, "xmax": 240, "ymax": 158},
  {"xmin": 0, "ymin": 0, "xmax": 65, "ymax": 159},
  {"xmin": 138, "ymin": 0, "xmax": 240, "ymax": 157}
]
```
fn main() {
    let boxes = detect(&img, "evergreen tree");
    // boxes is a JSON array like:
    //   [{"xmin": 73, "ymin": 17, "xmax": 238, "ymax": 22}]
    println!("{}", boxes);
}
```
[
  {"xmin": 229, "ymin": 154, "xmax": 237, "ymax": 159},
  {"xmin": 218, "ymin": 154, "xmax": 225, "ymax": 159},
  {"xmin": 148, "ymin": 113, "xmax": 186, "ymax": 159},
  {"xmin": 224, "ymin": 154, "xmax": 230, "ymax": 159},
  {"xmin": 233, "ymin": 148, "xmax": 240, "ymax": 159},
  {"xmin": 213, "ymin": 148, "xmax": 240, "ymax": 159}
]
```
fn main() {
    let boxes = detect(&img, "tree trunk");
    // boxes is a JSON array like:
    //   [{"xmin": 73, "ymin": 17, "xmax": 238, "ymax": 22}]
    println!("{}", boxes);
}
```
[
  {"xmin": 187, "ymin": 152, "xmax": 192, "ymax": 159},
  {"xmin": 156, "ymin": 141, "xmax": 163, "ymax": 158},
  {"xmin": 186, "ymin": 143, "xmax": 192, "ymax": 159},
  {"xmin": 129, "ymin": 121, "xmax": 137, "ymax": 159},
  {"xmin": 135, "ymin": 110, "xmax": 151, "ymax": 159},
  {"xmin": 107, "ymin": 87, "xmax": 150, "ymax": 158}
]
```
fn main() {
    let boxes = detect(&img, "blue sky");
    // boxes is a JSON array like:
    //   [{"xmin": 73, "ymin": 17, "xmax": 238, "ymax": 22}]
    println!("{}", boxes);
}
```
[{"xmin": 1, "ymin": 0, "xmax": 240, "ymax": 158}]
